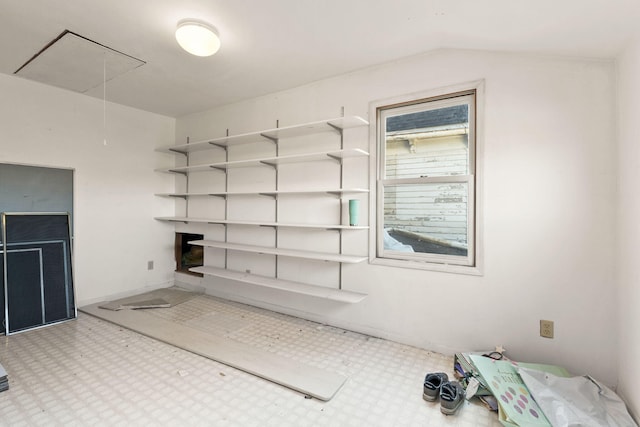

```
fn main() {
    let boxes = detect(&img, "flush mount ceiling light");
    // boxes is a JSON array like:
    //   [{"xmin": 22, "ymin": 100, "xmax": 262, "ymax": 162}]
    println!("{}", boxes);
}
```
[{"xmin": 175, "ymin": 20, "xmax": 220, "ymax": 57}]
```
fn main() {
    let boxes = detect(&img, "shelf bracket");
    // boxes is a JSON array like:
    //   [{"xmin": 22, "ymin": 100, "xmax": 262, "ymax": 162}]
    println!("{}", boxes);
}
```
[
  {"xmin": 259, "ymin": 160, "xmax": 278, "ymax": 169},
  {"xmin": 168, "ymin": 148, "xmax": 189, "ymax": 156},
  {"xmin": 209, "ymin": 166, "xmax": 228, "ymax": 172},
  {"xmin": 169, "ymin": 169, "xmax": 188, "ymax": 176},
  {"xmin": 259, "ymin": 192, "xmax": 278, "ymax": 199},
  {"xmin": 327, "ymin": 122, "xmax": 344, "ymax": 133},
  {"xmin": 260, "ymin": 133, "xmax": 278, "ymax": 144},
  {"xmin": 208, "ymin": 142, "xmax": 229, "ymax": 150},
  {"xmin": 326, "ymin": 153, "xmax": 342, "ymax": 164}
]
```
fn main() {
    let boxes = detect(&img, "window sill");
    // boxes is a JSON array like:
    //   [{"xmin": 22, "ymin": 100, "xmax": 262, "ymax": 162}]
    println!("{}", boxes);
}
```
[{"xmin": 369, "ymin": 256, "xmax": 483, "ymax": 276}]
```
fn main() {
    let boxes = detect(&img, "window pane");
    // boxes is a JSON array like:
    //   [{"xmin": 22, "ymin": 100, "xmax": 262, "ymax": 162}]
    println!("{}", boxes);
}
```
[
  {"xmin": 385, "ymin": 105, "xmax": 469, "ymax": 179},
  {"xmin": 383, "ymin": 182, "xmax": 468, "ymax": 256}
]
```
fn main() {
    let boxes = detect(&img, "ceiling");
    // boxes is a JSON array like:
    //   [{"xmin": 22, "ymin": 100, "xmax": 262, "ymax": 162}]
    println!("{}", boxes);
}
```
[{"xmin": 1, "ymin": 0, "xmax": 639, "ymax": 118}]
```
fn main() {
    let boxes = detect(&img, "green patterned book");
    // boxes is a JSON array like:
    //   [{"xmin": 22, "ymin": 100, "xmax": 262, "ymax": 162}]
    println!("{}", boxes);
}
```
[{"xmin": 469, "ymin": 355, "xmax": 552, "ymax": 427}]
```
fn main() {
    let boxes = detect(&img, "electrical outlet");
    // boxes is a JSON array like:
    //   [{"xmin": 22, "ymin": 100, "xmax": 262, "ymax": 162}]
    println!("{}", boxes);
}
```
[
  {"xmin": 540, "ymin": 319, "xmax": 554, "ymax": 338},
  {"xmin": 147, "ymin": 260, "xmax": 154, "ymax": 270}
]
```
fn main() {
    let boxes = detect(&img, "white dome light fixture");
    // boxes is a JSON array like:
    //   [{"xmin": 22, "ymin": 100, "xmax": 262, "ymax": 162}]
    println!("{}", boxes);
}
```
[{"xmin": 175, "ymin": 20, "xmax": 220, "ymax": 57}]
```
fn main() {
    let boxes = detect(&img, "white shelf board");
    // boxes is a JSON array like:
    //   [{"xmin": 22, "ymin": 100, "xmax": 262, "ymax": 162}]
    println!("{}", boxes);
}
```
[
  {"xmin": 255, "ymin": 188, "xmax": 369, "ymax": 198},
  {"xmin": 156, "ymin": 148, "xmax": 369, "ymax": 174},
  {"xmin": 156, "ymin": 116, "xmax": 369, "ymax": 154},
  {"xmin": 260, "ymin": 148, "xmax": 369, "ymax": 166},
  {"xmin": 261, "ymin": 116, "xmax": 368, "ymax": 140},
  {"xmin": 155, "ymin": 192, "xmax": 212, "ymax": 198},
  {"xmin": 155, "ymin": 216, "xmax": 368, "ymax": 230},
  {"xmin": 155, "ymin": 188, "xmax": 369, "ymax": 198},
  {"xmin": 190, "ymin": 266, "xmax": 367, "ymax": 303},
  {"xmin": 189, "ymin": 240, "xmax": 367, "ymax": 263}
]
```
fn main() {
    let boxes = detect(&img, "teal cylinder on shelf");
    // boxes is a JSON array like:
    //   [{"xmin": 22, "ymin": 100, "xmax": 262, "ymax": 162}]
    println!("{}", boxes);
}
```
[{"xmin": 349, "ymin": 199, "xmax": 359, "ymax": 226}]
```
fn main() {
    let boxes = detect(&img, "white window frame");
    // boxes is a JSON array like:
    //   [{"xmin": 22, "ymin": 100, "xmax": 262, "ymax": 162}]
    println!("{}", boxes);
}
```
[{"xmin": 369, "ymin": 81, "xmax": 484, "ymax": 275}]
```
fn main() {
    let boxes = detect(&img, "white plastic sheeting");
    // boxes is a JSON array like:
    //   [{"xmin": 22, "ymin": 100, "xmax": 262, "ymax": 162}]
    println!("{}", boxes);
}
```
[
  {"xmin": 519, "ymin": 367, "xmax": 638, "ymax": 427},
  {"xmin": 383, "ymin": 229, "xmax": 414, "ymax": 251}
]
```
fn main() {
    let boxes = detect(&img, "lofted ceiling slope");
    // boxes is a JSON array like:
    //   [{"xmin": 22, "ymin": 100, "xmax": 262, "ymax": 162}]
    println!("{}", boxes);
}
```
[{"xmin": 1, "ymin": 0, "xmax": 639, "ymax": 118}]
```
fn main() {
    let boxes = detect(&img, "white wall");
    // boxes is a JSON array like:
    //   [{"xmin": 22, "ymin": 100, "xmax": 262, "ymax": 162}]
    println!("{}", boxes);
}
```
[
  {"xmin": 616, "ymin": 36, "xmax": 640, "ymax": 418},
  {"xmin": 175, "ymin": 49, "xmax": 618, "ymax": 384},
  {"xmin": 0, "ymin": 73, "xmax": 177, "ymax": 305}
]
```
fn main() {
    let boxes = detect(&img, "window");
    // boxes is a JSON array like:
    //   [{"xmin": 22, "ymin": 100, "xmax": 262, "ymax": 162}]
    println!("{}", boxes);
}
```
[{"xmin": 375, "ymin": 89, "xmax": 477, "ymax": 269}]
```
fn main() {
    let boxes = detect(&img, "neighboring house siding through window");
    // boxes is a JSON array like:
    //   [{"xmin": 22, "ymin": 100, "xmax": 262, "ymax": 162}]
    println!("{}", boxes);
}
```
[{"xmin": 377, "ymin": 90, "xmax": 477, "ymax": 268}]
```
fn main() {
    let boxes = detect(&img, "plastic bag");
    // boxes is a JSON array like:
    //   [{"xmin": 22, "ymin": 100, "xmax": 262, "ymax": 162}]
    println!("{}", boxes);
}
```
[{"xmin": 518, "ymin": 367, "xmax": 638, "ymax": 427}]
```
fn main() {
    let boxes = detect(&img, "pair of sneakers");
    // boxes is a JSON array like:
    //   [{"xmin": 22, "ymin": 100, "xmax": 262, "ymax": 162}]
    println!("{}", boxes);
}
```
[{"xmin": 422, "ymin": 372, "xmax": 465, "ymax": 415}]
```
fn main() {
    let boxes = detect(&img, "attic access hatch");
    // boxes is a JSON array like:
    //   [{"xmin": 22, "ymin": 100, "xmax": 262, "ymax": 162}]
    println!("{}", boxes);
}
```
[{"xmin": 14, "ymin": 30, "xmax": 145, "ymax": 93}]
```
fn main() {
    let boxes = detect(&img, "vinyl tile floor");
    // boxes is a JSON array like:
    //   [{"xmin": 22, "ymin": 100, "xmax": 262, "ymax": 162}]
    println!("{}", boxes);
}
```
[{"xmin": 0, "ymin": 294, "xmax": 502, "ymax": 426}]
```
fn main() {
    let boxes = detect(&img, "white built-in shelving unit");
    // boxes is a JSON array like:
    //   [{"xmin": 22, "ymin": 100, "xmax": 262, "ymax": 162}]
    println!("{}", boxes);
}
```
[{"xmin": 155, "ymin": 115, "xmax": 369, "ymax": 302}]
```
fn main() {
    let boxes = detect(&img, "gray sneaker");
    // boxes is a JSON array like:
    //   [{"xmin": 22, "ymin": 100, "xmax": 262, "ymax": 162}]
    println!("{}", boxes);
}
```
[
  {"xmin": 422, "ymin": 372, "xmax": 449, "ymax": 401},
  {"xmin": 440, "ymin": 381, "xmax": 465, "ymax": 414}
]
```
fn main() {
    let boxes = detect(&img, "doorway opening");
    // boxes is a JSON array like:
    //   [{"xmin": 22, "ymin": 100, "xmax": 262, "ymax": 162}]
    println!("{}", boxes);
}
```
[{"xmin": 175, "ymin": 232, "xmax": 203, "ymax": 276}]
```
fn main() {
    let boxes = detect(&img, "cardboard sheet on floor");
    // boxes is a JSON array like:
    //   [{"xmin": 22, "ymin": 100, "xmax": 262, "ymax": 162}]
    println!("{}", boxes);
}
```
[
  {"xmin": 98, "ymin": 287, "xmax": 198, "ymax": 311},
  {"xmin": 118, "ymin": 298, "xmax": 171, "ymax": 309},
  {"xmin": 80, "ymin": 301, "xmax": 347, "ymax": 401}
]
